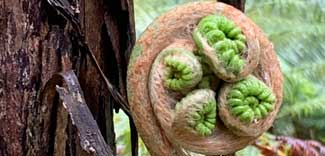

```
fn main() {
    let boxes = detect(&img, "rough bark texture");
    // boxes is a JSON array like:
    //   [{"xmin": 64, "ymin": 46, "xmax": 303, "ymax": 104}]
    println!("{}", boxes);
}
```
[
  {"xmin": 45, "ymin": 71, "xmax": 113, "ymax": 156},
  {"xmin": 0, "ymin": 0, "xmax": 135, "ymax": 155},
  {"xmin": 0, "ymin": 0, "xmax": 246, "ymax": 155}
]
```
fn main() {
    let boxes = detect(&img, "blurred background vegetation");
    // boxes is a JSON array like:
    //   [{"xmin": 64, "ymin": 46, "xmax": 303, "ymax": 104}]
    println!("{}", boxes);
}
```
[{"xmin": 116, "ymin": 0, "xmax": 325, "ymax": 155}]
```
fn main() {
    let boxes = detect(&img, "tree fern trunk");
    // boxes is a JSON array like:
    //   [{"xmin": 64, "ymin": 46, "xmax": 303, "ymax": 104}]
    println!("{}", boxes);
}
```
[
  {"xmin": 219, "ymin": 0, "xmax": 245, "ymax": 11},
  {"xmin": 0, "ymin": 0, "xmax": 135, "ymax": 155}
]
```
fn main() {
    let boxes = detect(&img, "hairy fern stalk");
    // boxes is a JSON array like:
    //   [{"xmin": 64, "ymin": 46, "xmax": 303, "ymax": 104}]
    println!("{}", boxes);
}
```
[{"xmin": 128, "ymin": 2, "xmax": 283, "ymax": 155}]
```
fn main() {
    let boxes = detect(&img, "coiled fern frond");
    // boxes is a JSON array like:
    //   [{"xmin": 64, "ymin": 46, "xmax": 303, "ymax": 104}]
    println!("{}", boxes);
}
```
[
  {"xmin": 193, "ymin": 15, "xmax": 246, "ymax": 75},
  {"xmin": 159, "ymin": 48, "xmax": 203, "ymax": 91},
  {"xmin": 227, "ymin": 76, "xmax": 275, "ymax": 123},
  {"xmin": 174, "ymin": 89, "xmax": 217, "ymax": 136}
]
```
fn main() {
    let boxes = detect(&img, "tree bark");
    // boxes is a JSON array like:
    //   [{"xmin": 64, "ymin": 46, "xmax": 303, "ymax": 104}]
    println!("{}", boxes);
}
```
[
  {"xmin": 0, "ymin": 0, "xmax": 135, "ymax": 156},
  {"xmin": 0, "ymin": 0, "xmax": 247, "ymax": 155},
  {"xmin": 219, "ymin": 0, "xmax": 245, "ymax": 11}
]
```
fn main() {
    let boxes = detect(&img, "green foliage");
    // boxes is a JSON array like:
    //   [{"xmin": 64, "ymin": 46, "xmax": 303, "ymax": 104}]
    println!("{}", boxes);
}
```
[
  {"xmin": 134, "ymin": 0, "xmax": 207, "ymax": 37},
  {"xmin": 114, "ymin": 112, "xmax": 149, "ymax": 156},
  {"xmin": 236, "ymin": 145, "xmax": 261, "ymax": 156},
  {"xmin": 246, "ymin": 0, "xmax": 325, "ymax": 142}
]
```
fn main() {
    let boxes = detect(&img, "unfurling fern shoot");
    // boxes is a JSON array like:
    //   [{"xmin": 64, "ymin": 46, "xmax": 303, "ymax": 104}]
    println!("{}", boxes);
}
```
[
  {"xmin": 193, "ymin": 15, "xmax": 246, "ymax": 73},
  {"xmin": 227, "ymin": 76, "xmax": 275, "ymax": 123},
  {"xmin": 128, "ymin": 2, "xmax": 282, "ymax": 155},
  {"xmin": 193, "ymin": 15, "xmax": 259, "ymax": 82},
  {"xmin": 218, "ymin": 75, "xmax": 278, "ymax": 136},
  {"xmin": 174, "ymin": 89, "xmax": 217, "ymax": 136},
  {"xmin": 158, "ymin": 48, "xmax": 203, "ymax": 91}
]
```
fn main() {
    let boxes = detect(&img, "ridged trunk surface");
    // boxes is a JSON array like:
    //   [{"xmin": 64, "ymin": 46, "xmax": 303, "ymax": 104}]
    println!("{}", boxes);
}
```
[{"xmin": 0, "ymin": 0, "xmax": 135, "ymax": 155}]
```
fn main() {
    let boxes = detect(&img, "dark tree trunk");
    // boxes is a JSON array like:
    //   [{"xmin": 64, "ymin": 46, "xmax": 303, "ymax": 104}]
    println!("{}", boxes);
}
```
[
  {"xmin": 0, "ymin": 0, "xmax": 134, "ymax": 155},
  {"xmin": 0, "ymin": 0, "xmax": 246, "ymax": 155},
  {"xmin": 219, "ymin": 0, "xmax": 246, "ymax": 11}
]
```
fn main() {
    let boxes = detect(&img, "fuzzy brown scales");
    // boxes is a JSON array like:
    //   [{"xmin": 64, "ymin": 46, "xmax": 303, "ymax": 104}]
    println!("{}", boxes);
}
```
[{"xmin": 127, "ymin": 2, "xmax": 283, "ymax": 156}]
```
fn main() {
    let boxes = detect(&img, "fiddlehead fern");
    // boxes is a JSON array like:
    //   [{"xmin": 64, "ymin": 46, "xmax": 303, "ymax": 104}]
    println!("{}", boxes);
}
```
[
  {"xmin": 127, "ymin": 2, "xmax": 282, "ymax": 155},
  {"xmin": 174, "ymin": 89, "xmax": 217, "ymax": 136},
  {"xmin": 158, "ymin": 48, "xmax": 203, "ymax": 91},
  {"xmin": 218, "ymin": 75, "xmax": 277, "ymax": 136},
  {"xmin": 193, "ymin": 15, "xmax": 255, "ymax": 82},
  {"xmin": 150, "ymin": 43, "xmax": 216, "ymax": 137},
  {"xmin": 227, "ymin": 76, "xmax": 276, "ymax": 123},
  {"xmin": 193, "ymin": 15, "xmax": 246, "ymax": 74}
]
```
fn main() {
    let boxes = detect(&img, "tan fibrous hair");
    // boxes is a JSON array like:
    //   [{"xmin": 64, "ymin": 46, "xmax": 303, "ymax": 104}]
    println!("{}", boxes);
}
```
[{"xmin": 127, "ymin": 2, "xmax": 283, "ymax": 156}]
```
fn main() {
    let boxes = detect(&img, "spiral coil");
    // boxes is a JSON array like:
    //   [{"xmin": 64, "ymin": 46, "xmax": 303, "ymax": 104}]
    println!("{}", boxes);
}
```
[
  {"xmin": 227, "ymin": 76, "xmax": 276, "ymax": 123},
  {"xmin": 193, "ymin": 15, "xmax": 247, "ymax": 74},
  {"xmin": 127, "ymin": 2, "xmax": 283, "ymax": 156}
]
